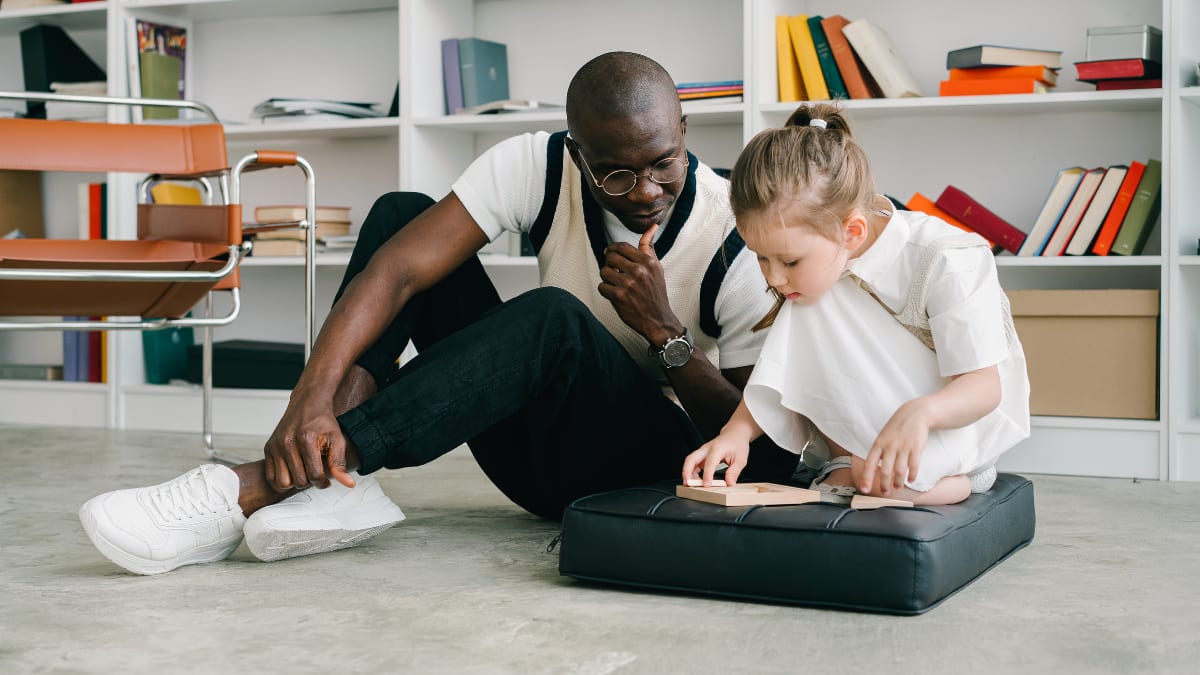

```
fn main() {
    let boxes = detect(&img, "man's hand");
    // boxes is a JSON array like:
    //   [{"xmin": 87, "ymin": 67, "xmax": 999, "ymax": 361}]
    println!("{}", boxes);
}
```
[
  {"xmin": 263, "ymin": 391, "xmax": 356, "ymax": 492},
  {"xmin": 597, "ymin": 224, "xmax": 681, "ymax": 342}
]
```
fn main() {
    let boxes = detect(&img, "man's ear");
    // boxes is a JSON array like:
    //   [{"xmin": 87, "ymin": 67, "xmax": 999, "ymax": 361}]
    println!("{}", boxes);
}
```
[
  {"xmin": 844, "ymin": 211, "xmax": 869, "ymax": 250},
  {"xmin": 680, "ymin": 115, "xmax": 688, "ymax": 136}
]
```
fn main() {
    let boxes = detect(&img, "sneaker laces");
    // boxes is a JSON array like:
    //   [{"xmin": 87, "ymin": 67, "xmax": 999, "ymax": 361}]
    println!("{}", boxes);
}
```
[{"xmin": 146, "ymin": 466, "xmax": 237, "ymax": 522}]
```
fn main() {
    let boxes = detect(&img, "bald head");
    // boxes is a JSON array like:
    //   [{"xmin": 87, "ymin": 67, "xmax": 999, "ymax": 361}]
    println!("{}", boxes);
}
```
[{"xmin": 566, "ymin": 52, "xmax": 681, "ymax": 132}]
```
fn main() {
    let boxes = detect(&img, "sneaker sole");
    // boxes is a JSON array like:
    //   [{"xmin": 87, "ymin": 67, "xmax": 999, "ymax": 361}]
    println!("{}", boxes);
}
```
[
  {"xmin": 78, "ymin": 499, "xmax": 241, "ymax": 575},
  {"xmin": 243, "ymin": 501, "xmax": 405, "ymax": 563}
]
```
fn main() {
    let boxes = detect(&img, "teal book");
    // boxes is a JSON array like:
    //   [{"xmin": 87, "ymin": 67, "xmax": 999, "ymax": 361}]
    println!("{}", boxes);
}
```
[
  {"xmin": 807, "ymin": 16, "xmax": 849, "ymax": 99},
  {"xmin": 458, "ymin": 38, "xmax": 509, "ymax": 108},
  {"xmin": 1110, "ymin": 158, "xmax": 1162, "ymax": 256},
  {"xmin": 142, "ymin": 324, "xmax": 194, "ymax": 384}
]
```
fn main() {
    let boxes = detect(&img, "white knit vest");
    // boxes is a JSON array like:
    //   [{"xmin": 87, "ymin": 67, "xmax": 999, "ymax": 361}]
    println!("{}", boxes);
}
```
[{"xmin": 536, "ymin": 147, "xmax": 736, "ymax": 381}]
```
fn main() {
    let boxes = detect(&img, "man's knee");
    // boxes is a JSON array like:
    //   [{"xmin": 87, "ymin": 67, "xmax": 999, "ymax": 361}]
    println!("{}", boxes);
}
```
[{"xmin": 359, "ymin": 191, "xmax": 436, "ymax": 241}]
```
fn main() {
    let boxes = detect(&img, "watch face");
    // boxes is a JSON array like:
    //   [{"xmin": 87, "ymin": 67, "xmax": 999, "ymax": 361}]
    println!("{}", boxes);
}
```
[{"xmin": 662, "ymin": 338, "xmax": 692, "ymax": 367}]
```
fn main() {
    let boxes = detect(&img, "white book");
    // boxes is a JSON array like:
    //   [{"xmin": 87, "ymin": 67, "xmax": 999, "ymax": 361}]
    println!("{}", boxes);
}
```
[
  {"xmin": 1064, "ymin": 165, "xmax": 1129, "ymax": 256},
  {"xmin": 1017, "ymin": 167, "xmax": 1084, "ymax": 256},
  {"xmin": 841, "ymin": 18, "xmax": 923, "ymax": 98},
  {"xmin": 1040, "ymin": 167, "xmax": 1106, "ymax": 256}
]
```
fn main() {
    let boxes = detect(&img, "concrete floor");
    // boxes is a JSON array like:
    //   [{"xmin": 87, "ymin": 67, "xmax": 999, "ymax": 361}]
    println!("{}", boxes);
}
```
[{"xmin": 2, "ymin": 425, "xmax": 1199, "ymax": 675}]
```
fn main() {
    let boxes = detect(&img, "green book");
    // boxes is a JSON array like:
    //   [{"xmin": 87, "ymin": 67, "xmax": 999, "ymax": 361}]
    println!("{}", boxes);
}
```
[
  {"xmin": 142, "ymin": 324, "xmax": 193, "ymax": 384},
  {"xmin": 139, "ymin": 52, "xmax": 182, "ymax": 120},
  {"xmin": 807, "ymin": 15, "xmax": 849, "ymax": 99},
  {"xmin": 1110, "ymin": 158, "xmax": 1162, "ymax": 256}
]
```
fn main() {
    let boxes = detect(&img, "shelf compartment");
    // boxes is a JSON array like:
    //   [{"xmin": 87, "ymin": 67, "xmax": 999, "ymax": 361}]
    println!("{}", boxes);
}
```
[
  {"xmin": 0, "ymin": 0, "xmax": 107, "ymax": 37},
  {"xmin": 760, "ymin": 90, "xmax": 1161, "ymax": 123}
]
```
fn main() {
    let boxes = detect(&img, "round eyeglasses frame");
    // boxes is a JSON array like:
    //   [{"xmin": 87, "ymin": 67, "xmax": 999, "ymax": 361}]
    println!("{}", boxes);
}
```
[{"xmin": 566, "ymin": 137, "xmax": 689, "ymax": 197}]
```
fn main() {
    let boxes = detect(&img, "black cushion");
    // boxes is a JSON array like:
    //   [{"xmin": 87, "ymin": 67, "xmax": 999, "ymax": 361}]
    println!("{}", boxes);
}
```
[{"xmin": 558, "ymin": 473, "xmax": 1035, "ymax": 615}]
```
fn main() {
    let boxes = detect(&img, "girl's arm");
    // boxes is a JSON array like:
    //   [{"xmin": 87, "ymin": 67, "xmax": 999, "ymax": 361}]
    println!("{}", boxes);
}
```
[
  {"xmin": 681, "ymin": 398, "xmax": 764, "ymax": 486},
  {"xmin": 860, "ymin": 364, "xmax": 1001, "ymax": 495}
]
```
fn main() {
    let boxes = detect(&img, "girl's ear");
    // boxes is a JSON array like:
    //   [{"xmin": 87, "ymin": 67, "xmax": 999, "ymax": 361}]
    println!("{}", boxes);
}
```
[{"xmin": 843, "ymin": 211, "xmax": 869, "ymax": 251}]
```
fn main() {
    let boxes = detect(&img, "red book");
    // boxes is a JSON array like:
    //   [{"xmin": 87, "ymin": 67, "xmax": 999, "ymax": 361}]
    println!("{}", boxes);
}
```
[
  {"xmin": 934, "ymin": 186, "xmax": 1026, "ymax": 254},
  {"xmin": 1075, "ymin": 59, "xmax": 1161, "ymax": 83},
  {"xmin": 1091, "ymin": 160, "xmax": 1146, "ymax": 255},
  {"xmin": 939, "ymin": 78, "xmax": 1049, "ymax": 96},
  {"xmin": 1095, "ymin": 78, "xmax": 1162, "ymax": 91}
]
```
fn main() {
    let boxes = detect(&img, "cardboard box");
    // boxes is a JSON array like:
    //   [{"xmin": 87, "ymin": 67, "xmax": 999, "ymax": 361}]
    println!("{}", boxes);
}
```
[
  {"xmin": 1008, "ymin": 289, "xmax": 1159, "ymax": 419},
  {"xmin": 0, "ymin": 170, "xmax": 44, "ymax": 239},
  {"xmin": 1086, "ymin": 25, "xmax": 1162, "ymax": 62}
]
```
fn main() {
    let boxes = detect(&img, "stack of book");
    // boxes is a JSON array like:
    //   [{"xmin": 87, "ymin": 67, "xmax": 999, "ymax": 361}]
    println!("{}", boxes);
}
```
[
  {"xmin": 910, "ymin": 157, "xmax": 1161, "ymax": 258},
  {"xmin": 250, "ymin": 98, "xmax": 385, "ymax": 124},
  {"xmin": 940, "ymin": 45, "xmax": 1062, "ymax": 96},
  {"xmin": 677, "ymin": 80, "xmax": 743, "ymax": 103},
  {"xmin": 249, "ymin": 205, "xmax": 354, "ymax": 256},
  {"xmin": 1075, "ymin": 25, "xmax": 1162, "ymax": 91},
  {"xmin": 774, "ymin": 14, "xmax": 910, "ymax": 101}
]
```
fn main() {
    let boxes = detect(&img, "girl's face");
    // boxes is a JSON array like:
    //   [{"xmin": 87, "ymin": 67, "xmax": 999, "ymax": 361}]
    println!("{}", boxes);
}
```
[{"xmin": 739, "ymin": 203, "xmax": 865, "ymax": 305}]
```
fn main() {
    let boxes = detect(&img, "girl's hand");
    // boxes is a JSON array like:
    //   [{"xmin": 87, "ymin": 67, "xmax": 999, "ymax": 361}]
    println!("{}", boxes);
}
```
[
  {"xmin": 682, "ymin": 434, "xmax": 751, "ymax": 487},
  {"xmin": 860, "ymin": 399, "xmax": 931, "ymax": 496}
]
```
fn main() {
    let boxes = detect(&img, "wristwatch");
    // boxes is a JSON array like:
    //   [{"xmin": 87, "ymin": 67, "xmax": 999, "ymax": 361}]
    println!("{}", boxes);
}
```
[{"xmin": 649, "ymin": 328, "xmax": 694, "ymax": 369}]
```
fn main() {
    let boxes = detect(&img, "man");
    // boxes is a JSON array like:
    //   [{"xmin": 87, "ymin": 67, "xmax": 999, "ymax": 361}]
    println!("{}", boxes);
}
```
[{"xmin": 79, "ymin": 52, "xmax": 800, "ymax": 575}]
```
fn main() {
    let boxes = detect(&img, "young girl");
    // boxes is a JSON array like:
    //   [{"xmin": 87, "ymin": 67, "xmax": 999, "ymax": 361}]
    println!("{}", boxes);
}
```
[{"xmin": 682, "ymin": 103, "xmax": 1030, "ymax": 505}]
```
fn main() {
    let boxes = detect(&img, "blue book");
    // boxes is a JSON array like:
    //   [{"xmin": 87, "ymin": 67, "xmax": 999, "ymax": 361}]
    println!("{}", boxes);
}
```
[
  {"xmin": 457, "ymin": 38, "xmax": 508, "ymax": 109},
  {"xmin": 441, "ymin": 38, "xmax": 463, "ymax": 114},
  {"xmin": 62, "ymin": 319, "xmax": 79, "ymax": 382}
]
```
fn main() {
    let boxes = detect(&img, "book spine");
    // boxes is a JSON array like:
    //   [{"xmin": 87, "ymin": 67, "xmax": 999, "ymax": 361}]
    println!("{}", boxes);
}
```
[
  {"xmin": 787, "ymin": 15, "xmax": 829, "ymax": 100},
  {"xmin": 1041, "ymin": 168, "xmax": 1104, "ymax": 256},
  {"xmin": 1091, "ymin": 161, "xmax": 1146, "ymax": 255},
  {"xmin": 934, "ymin": 186, "xmax": 1026, "ymax": 254},
  {"xmin": 1110, "ymin": 158, "xmax": 1162, "ymax": 256},
  {"xmin": 939, "ymin": 78, "xmax": 1046, "ymax": 96},
  {"xmin": 1075, "ymin": 58, "xmax": 1162, "ymax": 82},
  {"xmin": 441, "ymin": 38, "xmax": 463, "ymax": 114},
  {"xmin": 808, "ymin": 16, "xmax": 849, "ymax": 99},
  {"xmin": 1064, "ymin": 166, "xmax": 1127, "ymax": 256},
  {"xmin": 775, "ymin": 16, "xmax": 803, "ymax": 102}
]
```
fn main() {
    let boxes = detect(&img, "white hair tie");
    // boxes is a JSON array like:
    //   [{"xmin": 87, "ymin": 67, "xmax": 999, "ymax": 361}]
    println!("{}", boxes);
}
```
[{"xmin": 808, "ymin": 119, "xmax": 828, "ymax": 129}]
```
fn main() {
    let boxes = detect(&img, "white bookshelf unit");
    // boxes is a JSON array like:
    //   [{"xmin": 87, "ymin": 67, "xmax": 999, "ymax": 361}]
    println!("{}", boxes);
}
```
[{"xmin": 1, "ymin": 0, "xmax": 1196, "ymax": 481}]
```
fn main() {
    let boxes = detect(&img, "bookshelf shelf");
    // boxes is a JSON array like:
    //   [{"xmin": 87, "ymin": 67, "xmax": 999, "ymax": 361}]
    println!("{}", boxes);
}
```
[
  {"xmin": 123, "ymin": 0, "xmax": 395, "ymax": 22},
  {"xmin": 759, "ymin": 90, "xmax": 1161, "ymax": 123},
  {"xmin": 994, "ymin": 255, "xmax": 1164, "ymax": 268},
  {"xmin": 241, "ymin": 253, "xmax": 353, "ymax": 268},
  {"xmin": 0, "ymin": 1, "xmax": 108, "ymax": 36},
  {"xmin": 224, "ymin": 117, "xmax": 400, "ymax": 143}
]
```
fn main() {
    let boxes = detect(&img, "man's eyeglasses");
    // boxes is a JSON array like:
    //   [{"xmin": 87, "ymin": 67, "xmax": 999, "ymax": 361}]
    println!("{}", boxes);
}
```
[{"xmin": 567, "ymin": 138, "xmax": 688, "ymax": 197}]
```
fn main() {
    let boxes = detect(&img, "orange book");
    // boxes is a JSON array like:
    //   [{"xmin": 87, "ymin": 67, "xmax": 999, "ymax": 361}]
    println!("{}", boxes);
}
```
[
  {"xmin": 1091, "ymin": 160, "xmax": 1146, "ymax": 255},
  {"xmin": 907, "ymin": 192, "xmax": 998, "ymax": 251},
  {"xmin": 947, "ymin": 65, "xmax": 1058, "ymax": 85},
  {"xmin": 821, "ymin": 14, "xmax": 879, "ymax": 99},
  {"xmin": 939, "ymin": 78, "xmax": 1049, "ymax": 96}
]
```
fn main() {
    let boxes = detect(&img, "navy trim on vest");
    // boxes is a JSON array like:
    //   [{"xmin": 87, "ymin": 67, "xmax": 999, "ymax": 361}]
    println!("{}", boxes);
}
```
[
  {"xmin": 580, "ymin": 149, "xmax": 701, "ymax": 270},
  {"xmin": 698, "ymin": 227, "xmax": 746, "ymax": 339},
  {"xmin": 529, "ymin": 130, "xmax": 569, "ymax": 254}
]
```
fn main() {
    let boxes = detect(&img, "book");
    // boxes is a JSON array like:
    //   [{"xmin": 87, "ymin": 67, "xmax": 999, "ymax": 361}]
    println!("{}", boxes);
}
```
[
  {"xmin": 253, "ymin": 221, "xmax": 351, "ymax": 242},
  {"xmin": 1091, "ymin": 160, "xmax": 1146, "ymax": 255},
  {"xmin": 1095, "ymin": 78, "xmax": 1162, "ymax": 91},
  {"xmin": 458, "ymin": 37, "xmax": 509, "ymax": 109},
  {"xmin": 1075, "ymin": 58, "xmax": 1162, "ymax": 82},
  {"xmin": 842, "ymin": 18, "xmax": 923, "ymax": 98},
  {"xmin": 1017, "ymin": 167, "xmax": 1084, "ymax": 256},
  {"xmin": 1109, "ymin": 158, "xmax": 1162, "ymax": 256},
  {"xmin": 251, "ymin": 98, "xmax": 383, "ymax": 120},
  {"xmin": 934, "ymin": 186, "xmax": 1026, "ymax": 254},
  {"xmin": 786, "ymin": 15, "xmax": 829, "ymax": 100},
  {"xmin": 677, "ymin": 91, "xmax": 742, "ymax": 101},
  {"xmin": 149, "ymin": 181, "xmax": 202, "ymax": 205},
  {"xmin": 1064, "ymin": 165, "xmax": 1128, "ymax": 255},
  {"xmin": 939, "ymin": 78, "xmax": 1049, "ymax": 96},
  {"xmin": 947, "ymin": 65, "xmax": 1058, "ymax": 85},
  {"xmin": 456, "ymin": 98, "xmax": 563, "ymax": 115},
  {"xmin": 946, "ymin": 45, "xmax": 1062, "ymax": 69},
  {"xmin": 0, "ymin": 363, "xmax": 63, "ymax": 381},
  {"xmin": 142, "ymin": 323, "xmax": 193, "ymax": 385},
  {"xmin": 907, "ymin": 191, "xmax": 999, "ymax": 251},
  {"xmin": 249, "ymin": 239, "xmax": 309, "ymax": 257},
  {"xmin": 820, "ymin": 15, "xmax": 880, "ymax": 99},
  {"xmin": 1040, "ymin": 167, "xmax": 1106, "ymax": 256},
  {"xmin": 44, "ymin": 80, "xmax": 107, "ymax": 120},
  {"xmin": 18, "ymin": 24, "xmax": 106, "ymax": 119},
  {"xmin": 807, "ymin": 16, "xmax": 849, "ymax": 99},
  {"xmin": 441, "ymin": 38, "xmax": 464, "ymax": 114},
  {"xmin": 128, "ymin": 19, "xmax": 187, "ymax": 122},
  {"xmin": 254, "ymin": 205, "xmax": 351, "ymax": 223},
  {"xmin": 775, "ymin": 16, "xmax": 804, "ymax": 102}
]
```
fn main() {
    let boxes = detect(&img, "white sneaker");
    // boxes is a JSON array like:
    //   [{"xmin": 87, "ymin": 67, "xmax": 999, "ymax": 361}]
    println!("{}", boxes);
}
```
[
  {"xmin": 79, "ymin": 464, "xmax": 246, "ymax": 575},
  {"xmin": 243, "ymin": 472, "xmax": 405, "ymax": 563}
]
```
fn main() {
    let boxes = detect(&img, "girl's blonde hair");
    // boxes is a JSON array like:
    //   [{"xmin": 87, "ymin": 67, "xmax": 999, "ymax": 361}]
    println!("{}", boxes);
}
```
[{"xmin": 729, "ymin": 102, "xmax": 878, "ymax": 329}]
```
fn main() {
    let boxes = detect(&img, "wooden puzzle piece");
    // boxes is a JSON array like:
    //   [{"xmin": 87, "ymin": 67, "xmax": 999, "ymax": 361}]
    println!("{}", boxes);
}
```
[
  {"xmin": 850, "ymin": 494, "xmax": 913, "ymax": 509},
  {"xmin": 676, "ymin": 482, "xmax": 821, "ymax": 507}
]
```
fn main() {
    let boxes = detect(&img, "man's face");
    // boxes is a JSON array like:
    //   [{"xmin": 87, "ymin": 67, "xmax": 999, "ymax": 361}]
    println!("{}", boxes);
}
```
[{"xmin": 568, "ymin": 110, "xmax": 688, "ymax": 235}]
